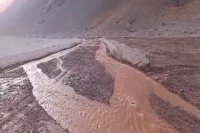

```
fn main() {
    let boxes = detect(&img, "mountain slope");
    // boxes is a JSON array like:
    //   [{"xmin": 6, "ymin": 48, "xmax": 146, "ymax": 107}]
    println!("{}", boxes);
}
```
[
  {"xmin": 0, "ymin": 0, "xmax": 123, "ymax": 35},
  {"xmin": 0, "ymin": 0, "xmax": 199, "ymax": 36}
]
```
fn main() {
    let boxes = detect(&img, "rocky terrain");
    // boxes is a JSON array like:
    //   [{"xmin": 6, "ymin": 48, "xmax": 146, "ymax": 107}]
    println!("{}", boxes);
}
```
[{"xmin": 1, "ymin": 0, "xmax": 200, "ymax": 133}]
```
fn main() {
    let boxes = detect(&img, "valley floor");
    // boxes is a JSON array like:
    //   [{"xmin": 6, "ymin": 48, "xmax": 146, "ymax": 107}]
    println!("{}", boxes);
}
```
[{"xmin": 1, "ymin": 37, "xmax": 200, "ymax": 133}]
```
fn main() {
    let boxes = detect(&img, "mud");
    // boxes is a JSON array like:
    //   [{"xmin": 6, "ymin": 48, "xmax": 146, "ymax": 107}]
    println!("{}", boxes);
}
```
[
  {"xmin": 151, "ymin": 94, "xmax": 200, "ymax": 133},
  {"xmin": 113, "ymin": 37, "xmax": 200, "ymax": 132},
  {"xmin": 22, "ymin": 40, "xmax": 182, "ymax": 133},
  {"xmin": 0, "ymin": 67, "xmax": 69, "ymax": 133},
  {"xmin": 2, "ymin": 38, "xmax": 200, "ymax": 133},
  {"xmin": 114, "ymin": 37, "xmax": 200, "ymax": 108}
]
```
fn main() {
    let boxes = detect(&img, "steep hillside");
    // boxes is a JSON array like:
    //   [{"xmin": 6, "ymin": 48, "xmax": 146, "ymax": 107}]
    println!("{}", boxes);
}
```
[
  {"xmin": 90, "ymin": 0, "xmax": 200, "ymax": 37},
  {"xmin": 0, "ymin": 0, "xmax": 123, "ymax": 35},
  {"xmin": 92, "ymin": 0, "xmax": 176, "ymax": 31},
  {"xmin": 0, "ymin": 0, "xmax": 47, "ymax": 35},
  {"xmin": 0, "ymin": 0, "xmax": 199, "ymax": 36}
]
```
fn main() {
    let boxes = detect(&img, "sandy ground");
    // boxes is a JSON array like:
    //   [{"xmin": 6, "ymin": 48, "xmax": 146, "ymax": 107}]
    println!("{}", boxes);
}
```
[{"xmin": 0, "ymin": 36, "xmax": 81, "ymax": 72}]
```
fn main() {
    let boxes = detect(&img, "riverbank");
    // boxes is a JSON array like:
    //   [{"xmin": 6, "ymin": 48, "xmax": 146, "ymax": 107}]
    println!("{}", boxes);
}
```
[{"xmin": 111, "ymin": 37, "xmax": 200, "ymax": 133}]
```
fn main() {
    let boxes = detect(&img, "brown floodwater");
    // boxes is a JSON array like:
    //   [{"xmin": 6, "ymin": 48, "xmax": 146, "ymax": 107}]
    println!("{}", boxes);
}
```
[{"xmin": 22, "ymin": 40, "xmax": 200, "ymax": 133}]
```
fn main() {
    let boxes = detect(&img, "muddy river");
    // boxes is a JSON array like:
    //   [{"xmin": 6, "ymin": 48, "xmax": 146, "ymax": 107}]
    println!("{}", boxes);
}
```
[{"xmin": 22, "ymin": 40, "xmax": 200, "ymax": 133}]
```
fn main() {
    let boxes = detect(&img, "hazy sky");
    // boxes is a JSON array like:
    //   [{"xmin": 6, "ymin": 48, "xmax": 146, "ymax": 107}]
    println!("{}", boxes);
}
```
[{"xmin": 0, "ymin": 0, "xmax": 14, "ymax": 13}]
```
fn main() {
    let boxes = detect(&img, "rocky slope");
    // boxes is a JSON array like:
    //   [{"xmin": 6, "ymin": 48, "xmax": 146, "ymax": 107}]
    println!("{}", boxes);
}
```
[
  {"xmin": 0, "ymin": 0, "xmax": 199, "ymax": 36},
  {"xmin": 0, "ymin": 0, "xmax": 122, "ymax": 35}
]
